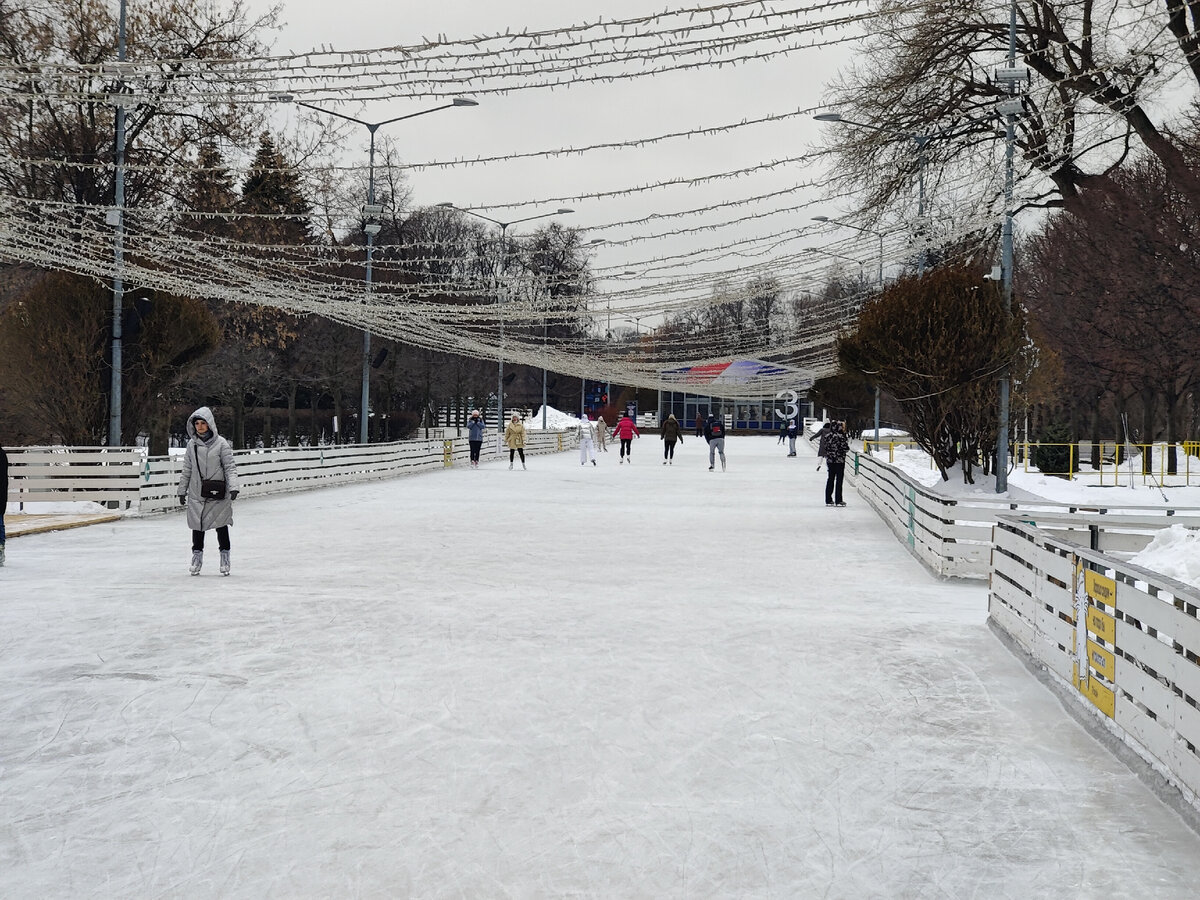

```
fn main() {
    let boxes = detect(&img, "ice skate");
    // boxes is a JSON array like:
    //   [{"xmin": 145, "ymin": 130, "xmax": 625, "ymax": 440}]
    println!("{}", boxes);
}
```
[
  {"xmin": 663, "ymin": 460, "xmax": 667, "ymax": 465},
  {"xmin": 708, "ymin": 465, "xmax": 714, "ymax": 471},
  {"xmin": 591, "ymin": 460, "xmax": 596, "ymax": 466},
  {"xmin": 521, "ymin": 461, "xmax": 526, "ymax": 470},
  {"xmin": 721, "ymin": 458, "xmax": 726, "ymax": 472},
  {"xmin": 509, "ymin": 462, "xmax": 513, "ymax": 470},
  {"xmin": 0, "ymin": 543, "xmax": 5, "ymax": 566},
  {"xmin": 189, "ymin": 550, "xmax": 203, "ymax": 575},
  {"xmin": 220, "ymin": 549, "xmax": 231, "ymax": 575}
]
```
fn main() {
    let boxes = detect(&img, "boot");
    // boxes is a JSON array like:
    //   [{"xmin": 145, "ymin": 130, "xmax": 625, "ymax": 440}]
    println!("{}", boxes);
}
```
[
  {"xmin": 521, "ymin": 460, "xmax": 526, "ymax": 470},
  {"xmin": 0, "ymin": 543, "xmax": 5, "ymax": 566},
  {"xmin": 220, "ymin": 549, "xmax": 231, "ymax": 576},
  {"xmin": 189, "ymin": 550, "xmax": 203, "ymax": 575},
  {"xmin": 509, "ymin": 462, "xmax": 513, "ymax": 470}
]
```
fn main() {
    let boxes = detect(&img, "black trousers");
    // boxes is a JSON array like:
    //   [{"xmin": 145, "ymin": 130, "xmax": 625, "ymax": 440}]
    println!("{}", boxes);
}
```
[
  {"xmin": 469, "ymin": 440, "xmax": 482, "ymax": 462},
  {"xmin": 825, "ymin": 462, "xmax": 846, "ymax": 504},
  {"xmin": 509, "ymin": 448, "xmax": 525, "ymax": 463},
  {"xmin": 619, "ymin": 438, "xmax": 633, "ymax": 458},
  {"xmin": 663, "ymin": 440, "xmax": 677, "ymax": 460},
  {"xmin": 192, "ymin": 526, "xmax": 230, "ymax": 551}
]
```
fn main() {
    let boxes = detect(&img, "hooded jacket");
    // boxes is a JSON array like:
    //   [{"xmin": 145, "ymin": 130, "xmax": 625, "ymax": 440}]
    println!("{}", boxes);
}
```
[
  {"xmin": 177, "ymin": 406, "xmax": 239, "ymax": 531},
  {"xmin": 660, "ymin": 415, "xmax": 682, "ymax": 443},
  {"xmin": 612, "ymin": 416, "xmax": 640, "ymax": 440},
  {"xmin": 577, "ymin": 418, "xmax": 596, "ymax": 443}
]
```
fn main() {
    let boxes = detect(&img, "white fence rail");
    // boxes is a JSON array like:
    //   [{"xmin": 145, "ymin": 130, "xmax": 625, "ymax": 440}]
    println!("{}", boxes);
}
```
[
  {"xmin": 849, "ymin": 452, "xmax": 1198, "ymax": 579},
  {"xmin": 6, "ymin": 431, "xmax": 577, "ymax": 514},
  {"xmin": 989, "ymin": 516, "xmax": 1200, "ymax": 805}
]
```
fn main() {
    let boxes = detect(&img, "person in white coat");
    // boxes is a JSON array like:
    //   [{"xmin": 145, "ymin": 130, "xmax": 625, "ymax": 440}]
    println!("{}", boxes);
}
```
[
  {"xmin": 177, "ymin": 406, "xmax": 240, "ymax": 575},
  {"xmin": 577, "ymin": 414, "xmax": 597, "ymax": 466}
]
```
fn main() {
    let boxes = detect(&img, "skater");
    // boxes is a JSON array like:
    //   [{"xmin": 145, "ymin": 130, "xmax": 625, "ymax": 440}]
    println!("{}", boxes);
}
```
[
  {"xmin": 177, "ymin": 406, "xmax": 239, "ymax": 575},
  {"xmin": 0, "ymin": 441, "xmax": 7, "ymax": 567},
  {"xmin": 703, "ymin": 413, "xmax": 726, "ymax": 471},
  {"xmin": 467, "ymin": 409, "xmax": 486, "ymax": 468},
  {"xmin": 694, "ymin": 412, "xmax": 705, "ymax": 438},
  {"xmin": 660, "ymin": 413, "xmax": 683, "ymax": 464},
  {"xmin": 777, "ymin": 420, "xmax": 788, "ymax": 444},
  {"xmin": 824, "ymin": 420, "xmax": 851, "ymax": 506},
  {"xmin": 811, "ymin": 420, "xmax": 833, "ymax": 469},
  {"xmin": 504, "ymin": 413, "xmax": 527, "ymax": 469},
  {"xmin": 612, "ymin": 412, "xmax": 640, "ymax": 463},
  {"xmin": 786, "ymin": 419, "xmax": 799, "ymax": 456},
  {"xmin": 595, "ymin": 414, "xmax": 609, "ymax": 453},
  {"xmin": 577, "ymin": 414, "xmax": 597, "ymax": 466}
]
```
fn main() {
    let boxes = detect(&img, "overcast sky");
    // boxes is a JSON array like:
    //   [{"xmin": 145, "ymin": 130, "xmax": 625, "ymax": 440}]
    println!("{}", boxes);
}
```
[{"xmin": 254, "ymin": 1, "xmax": 866, "ymax": 328}]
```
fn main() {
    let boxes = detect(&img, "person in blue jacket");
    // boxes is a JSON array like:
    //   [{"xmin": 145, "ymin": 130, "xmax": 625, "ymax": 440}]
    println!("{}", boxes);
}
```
[{"xmin": 467, "ymin": 409, "xmax": 486, "ymax": 468}]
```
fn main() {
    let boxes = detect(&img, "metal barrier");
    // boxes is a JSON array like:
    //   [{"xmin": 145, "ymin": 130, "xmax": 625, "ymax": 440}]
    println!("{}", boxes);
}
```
[{"xmin": 849, "ymin": 451, "xmax": 1199, "ymax": 579}]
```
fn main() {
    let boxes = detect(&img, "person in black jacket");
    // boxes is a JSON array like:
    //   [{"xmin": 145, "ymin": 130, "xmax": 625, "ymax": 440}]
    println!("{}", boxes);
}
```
[
  {"xmin": 703, "ymin": 414, "xmax": 727, "ymax": 471},
  {"xmin": 823, "ymin": 421, "xmax": 851, "ymax": 507},
  {"xmin": 0, "ymin": 442, "xmax": 7, "ymax": 566}
]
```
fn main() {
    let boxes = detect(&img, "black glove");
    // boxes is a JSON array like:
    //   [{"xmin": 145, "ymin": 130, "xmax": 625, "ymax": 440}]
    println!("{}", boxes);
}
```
[
  {"xmin": 178, "ymin": 495, "xmax": 186, "ymax": 506},
  {"xmin": 230, "ymin": 490, "xmax": 239, "ymax": 501}
]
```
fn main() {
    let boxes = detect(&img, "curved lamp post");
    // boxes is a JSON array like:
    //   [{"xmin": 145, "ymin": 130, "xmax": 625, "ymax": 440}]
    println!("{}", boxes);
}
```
[
  {"xmin": 273, "ymin": 95, "xmax": 478, "ymax": 444},
  {"xmin": 438, "ymin": 204, "xmax": 574, "ymax": 431}
]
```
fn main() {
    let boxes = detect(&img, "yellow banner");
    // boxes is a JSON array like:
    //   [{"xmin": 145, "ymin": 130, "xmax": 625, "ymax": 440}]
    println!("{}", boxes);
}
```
[
  {"xmin": 1085, "ymin": 569, "xmax": 1117, "ymax": 608},
  {"xmin": 1086, "ymin": 639, "xmax": 1116, "ymax": 681},
  {"xmin": 1086, "ymin": 605, "xmax": 1116, "ymax": 643}
]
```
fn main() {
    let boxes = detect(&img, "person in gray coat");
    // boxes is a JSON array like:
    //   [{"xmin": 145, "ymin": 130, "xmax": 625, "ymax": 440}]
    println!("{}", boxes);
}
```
[{"xmin": 177, "ymin": 407, "xmax": 239, "ymax": 575}]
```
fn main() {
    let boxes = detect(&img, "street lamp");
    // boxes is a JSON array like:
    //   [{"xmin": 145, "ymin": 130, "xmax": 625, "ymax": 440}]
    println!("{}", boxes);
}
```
[
  {"xmin": 804, "ymin": 246, "xmax": 865, "ymax": 284},
  {"xmin": 438, "ymin": 203, "xmax": 574, "ymax": 433},
  {"xmin": 106, "ymin": 0, "xmax": 129, "ymax": 447},
  {"xmin": 274, "ymin": 94, "xmax": 478, "ymax": 444},
  {"xmin": 811, "ymin": 216, "xmax": 884, "ymax": 286},
  {"xmin": 814, "ymin": 112, "xmax": 932, "ymax": 275}
]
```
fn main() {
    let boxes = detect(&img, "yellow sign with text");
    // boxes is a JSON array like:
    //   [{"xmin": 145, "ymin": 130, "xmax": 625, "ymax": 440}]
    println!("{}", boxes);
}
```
[
  {"xmin": 1085, "ymin": 569, "xmax": 1117, "ymax": 608},
  {"xmin": 1086, "ymin": 639, "xmax": 1116, "ymax": 681},
  {"xmin": 1082, "ymin": 676, "xmax": 1115, "ymax": 718},
  {"xmin": 1086, "ymin": 605, "xmax": 1115, "ymax": 643}
]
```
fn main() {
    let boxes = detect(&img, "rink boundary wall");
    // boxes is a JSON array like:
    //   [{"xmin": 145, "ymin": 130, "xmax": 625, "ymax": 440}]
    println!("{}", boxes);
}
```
[
  {"xmin": 988, "ymin": 517, "xmax": 1200, "ymax": 814},
  {"xmin": 847, "ymin": 452, "xmax": 1199, "ymax": 580},
  {"xmin": 4, "ymin": 432, "xmax": 577, "ymax": 514}
]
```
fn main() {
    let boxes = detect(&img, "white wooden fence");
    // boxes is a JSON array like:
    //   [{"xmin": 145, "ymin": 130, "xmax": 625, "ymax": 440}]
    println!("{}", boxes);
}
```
[
  {"xmin": 848, "ymin": 452, "xmax": 1198, "ymax": 579},
  {"xmin": 6, "ymin": 431, "xmax": 577, "ymax": 514},
  {"xmin": 989, "ymin": 516, "xmax": 1200, "ymax": 805}
]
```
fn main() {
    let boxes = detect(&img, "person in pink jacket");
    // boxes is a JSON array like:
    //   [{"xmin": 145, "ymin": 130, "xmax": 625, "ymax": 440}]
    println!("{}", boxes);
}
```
[{"xmin": 612, "ymin": 413, "xmax": 640, "ymax": 464}]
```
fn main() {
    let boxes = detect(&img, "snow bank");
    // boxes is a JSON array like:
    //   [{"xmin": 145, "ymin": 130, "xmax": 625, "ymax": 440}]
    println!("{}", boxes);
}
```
[{"xmin": 1129, "ymin": 524, "xmax": 1200, "ymax": 591}]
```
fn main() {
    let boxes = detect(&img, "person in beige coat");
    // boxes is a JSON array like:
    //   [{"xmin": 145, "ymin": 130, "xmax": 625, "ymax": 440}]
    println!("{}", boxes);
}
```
[
  {"xmin": 504, "ymin": 413, "xmax": 527, "ymax": 470},
  {"xmin": 595, "ymin": 414, "xmax": 608, "ymax": 452}
]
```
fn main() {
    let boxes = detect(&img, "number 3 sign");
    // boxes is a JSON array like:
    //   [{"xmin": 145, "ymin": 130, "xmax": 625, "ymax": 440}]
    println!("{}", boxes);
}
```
[{"xmin": 775, "ymin": 389, "xmax": 798, "ymax": 421}]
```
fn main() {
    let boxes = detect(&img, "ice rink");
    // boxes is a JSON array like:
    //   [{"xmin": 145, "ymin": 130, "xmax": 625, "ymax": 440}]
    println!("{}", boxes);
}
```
[{"xmin": 3, "ymin": 435, "xmax": 1199, "ymax": 898}]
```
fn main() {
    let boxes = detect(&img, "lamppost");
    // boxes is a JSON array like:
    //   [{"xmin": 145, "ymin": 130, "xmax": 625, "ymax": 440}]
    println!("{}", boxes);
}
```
[
  {"xmin": 273, "ymin": 95, "xmax": 478, "ymax": 444},
  {"xmin": 811, "ymin": 216, "xmax": 884, "ymax": 286},
  {"xmin": 438, "ymin": 204, "xmax": 574, "ymax": 433},
  {"xmin": 814, "ymin": 112, "xmax": 931, "ymax": 275},
  {"xmin": 106, "ymin": 0, "xmax": 129, "ymax": 447},
  {"xmin": 804, "ymin": 246, "xmax": 865, "ymax": 284}
]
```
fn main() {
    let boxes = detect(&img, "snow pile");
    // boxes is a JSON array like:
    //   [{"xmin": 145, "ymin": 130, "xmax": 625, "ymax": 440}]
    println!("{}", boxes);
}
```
[
  {"xmin": 526, "ymin": 405, "xmax": 585, "ymax": 430},
  {"xmin": 1129, "ymin": 524, "xmax": 1200, "ymax": 590}
]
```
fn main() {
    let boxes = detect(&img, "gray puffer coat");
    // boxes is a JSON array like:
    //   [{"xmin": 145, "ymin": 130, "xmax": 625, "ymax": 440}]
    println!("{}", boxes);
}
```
[{"xmin": 177, "ymin": 406, "xmax": 239, "ymax": 531}]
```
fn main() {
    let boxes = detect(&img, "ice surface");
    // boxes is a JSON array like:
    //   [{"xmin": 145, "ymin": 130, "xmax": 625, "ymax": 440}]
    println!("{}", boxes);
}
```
[{"xmin": 3, "ymin": 437, "xmax": 1199, "ymax": 897}]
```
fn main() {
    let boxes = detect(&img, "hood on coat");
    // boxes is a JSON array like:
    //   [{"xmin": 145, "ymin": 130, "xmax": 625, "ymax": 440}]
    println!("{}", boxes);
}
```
[{"xmin": 187, "ymin": 406, "xmax": 220, "ymax": 440}]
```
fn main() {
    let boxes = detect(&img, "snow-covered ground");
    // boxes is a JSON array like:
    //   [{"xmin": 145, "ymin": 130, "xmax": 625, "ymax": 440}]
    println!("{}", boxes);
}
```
[{"xmin": 3, "ymin": 436, "xmax": 1200, "ymax": 897}]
